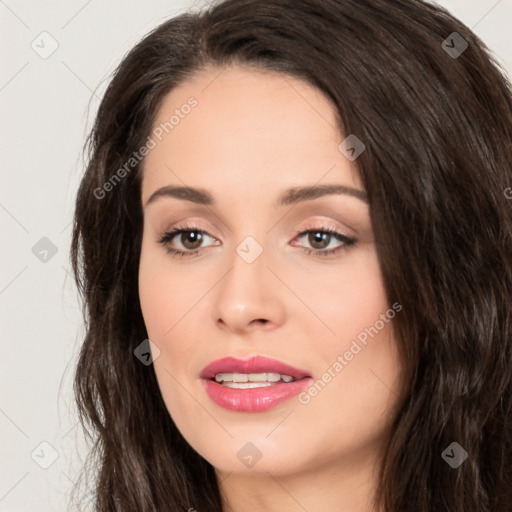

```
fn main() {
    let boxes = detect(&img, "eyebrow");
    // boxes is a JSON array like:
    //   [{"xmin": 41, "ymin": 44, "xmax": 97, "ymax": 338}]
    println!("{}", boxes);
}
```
[{"xmin": 144, "ymin": 183, "xmax": 368, "ymax": 208}]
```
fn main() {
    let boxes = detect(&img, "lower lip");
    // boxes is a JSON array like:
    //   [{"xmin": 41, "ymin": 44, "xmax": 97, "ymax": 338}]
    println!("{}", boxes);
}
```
[{"xmin": 202, "ymin": 378, "xmax": 313, "ymax": 412}]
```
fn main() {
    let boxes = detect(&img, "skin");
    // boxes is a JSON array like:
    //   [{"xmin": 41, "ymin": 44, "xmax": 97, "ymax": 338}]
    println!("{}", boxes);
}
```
[{"xmin": 138, "ymin": 65, "xmax": 402, "ymax": 512}]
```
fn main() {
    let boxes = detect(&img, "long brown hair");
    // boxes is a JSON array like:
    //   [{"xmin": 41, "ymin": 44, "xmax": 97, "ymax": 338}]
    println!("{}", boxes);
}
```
[{"xmin": 70, "ymin": 0, "xmax": 512, "ymax": 510}]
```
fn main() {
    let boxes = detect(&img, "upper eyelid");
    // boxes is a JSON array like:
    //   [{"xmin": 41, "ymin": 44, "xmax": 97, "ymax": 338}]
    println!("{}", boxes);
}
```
[{"xmin": 151, "ymin": 202, "xmax": 364, "ymax": 234}]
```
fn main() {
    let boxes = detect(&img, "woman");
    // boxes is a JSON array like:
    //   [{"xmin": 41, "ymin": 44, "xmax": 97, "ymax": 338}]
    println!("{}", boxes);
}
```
[{"xmin": 70, "ymin": 0, "xmax": 512, "ymax": 510}]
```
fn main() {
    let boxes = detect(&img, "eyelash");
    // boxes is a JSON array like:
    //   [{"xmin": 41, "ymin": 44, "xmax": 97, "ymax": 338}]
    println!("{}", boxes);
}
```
[{"xmin": 157, "ymin": 222, "xmax": 356, "ymax": 259}]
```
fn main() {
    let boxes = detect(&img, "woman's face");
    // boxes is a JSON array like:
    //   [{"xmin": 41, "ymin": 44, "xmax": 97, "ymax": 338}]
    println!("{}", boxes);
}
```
[{"xmin": 139, "ymin": 65, "xmax": 402, "ymax": 479}]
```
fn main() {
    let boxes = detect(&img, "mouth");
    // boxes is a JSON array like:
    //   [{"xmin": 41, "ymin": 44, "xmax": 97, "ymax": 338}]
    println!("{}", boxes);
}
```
[{"xmin": 200, "ymin": 356, "xmax": 313, "ymax": 412}]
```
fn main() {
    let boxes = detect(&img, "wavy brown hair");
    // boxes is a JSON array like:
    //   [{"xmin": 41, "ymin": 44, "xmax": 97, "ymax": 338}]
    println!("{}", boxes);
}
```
[{"xmin": 70, "ymin": 0, "xmax": 512, "ymax": 510}]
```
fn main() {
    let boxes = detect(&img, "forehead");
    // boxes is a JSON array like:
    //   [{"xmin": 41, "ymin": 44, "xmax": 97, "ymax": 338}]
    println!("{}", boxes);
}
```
[{"xmin": 141, "ymin": 65, "xmax": 362, "ymax": 202}]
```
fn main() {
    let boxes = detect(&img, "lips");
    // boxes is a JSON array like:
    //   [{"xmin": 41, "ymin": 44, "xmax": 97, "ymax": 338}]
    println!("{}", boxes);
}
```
[{"xmin": 200, "ymin": 356, "xmax": 313, "ymax": 412}]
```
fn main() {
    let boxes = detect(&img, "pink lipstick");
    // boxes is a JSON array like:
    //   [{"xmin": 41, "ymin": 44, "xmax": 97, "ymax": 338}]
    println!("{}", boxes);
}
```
[{"xmin": 200, "ymin": 356, "xmax": 313, "ymax": 412}]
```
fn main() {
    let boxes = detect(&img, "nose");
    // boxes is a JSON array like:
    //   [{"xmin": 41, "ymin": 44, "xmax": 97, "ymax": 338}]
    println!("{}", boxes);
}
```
[{"xmin": 210, "ymin": 243, "xmax": 286, "ymax": 335}]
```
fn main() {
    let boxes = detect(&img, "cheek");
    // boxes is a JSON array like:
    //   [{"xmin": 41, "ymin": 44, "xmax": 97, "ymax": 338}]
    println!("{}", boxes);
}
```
[
  {"xmin": 298, "ymin": 242, "xmax": 389, "ymax": 353},
  {"xmin": 296, "ymin": 244, "xmax": 401, "ymax": 413},
  {"xmin": 138, "ymin": 244, "xmax": 196, "ymax": 415},
  {"xmin": 138, "ymin": 237, "xmax": 199, "ymax": 341},
  {"xmin": 138, "ymin": 246, "xmax": 168, "ymax": 339},
  {"xmin": 138, "ymin": 236, "xmax": 207, "ymax": 385}
]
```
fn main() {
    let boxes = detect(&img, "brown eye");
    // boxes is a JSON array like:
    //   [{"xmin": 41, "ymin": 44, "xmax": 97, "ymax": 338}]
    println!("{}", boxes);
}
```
[
  {"xmin": 179, "ymin": 230, "xmax": 204, "ymax": 250},
  {"xmin": 308, "ymin": 231, "xmax": 332, "ymax": 250},
  {"xmin": 158, "ymin": 226, "xmax": 217, "ymax": 258},
  {"xmin": 292, "ymin": 227, "xmax": 356, "ymax": 258}
]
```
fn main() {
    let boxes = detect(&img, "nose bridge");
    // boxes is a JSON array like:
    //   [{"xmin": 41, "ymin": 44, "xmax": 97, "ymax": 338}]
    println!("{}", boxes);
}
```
[
  {"xmin": 210, "ymin": 230, "xmax": 285, "ymax": 331},
  {"xmin": 223, "ymin": 233, "xmax": 269, "ymax": 307},
  {"xmin": 235, "ymin": 233, "xmax": 265, "ymax": 266}
]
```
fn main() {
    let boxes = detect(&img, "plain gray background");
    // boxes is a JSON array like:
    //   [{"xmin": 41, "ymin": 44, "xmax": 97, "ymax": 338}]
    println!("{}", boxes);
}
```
[{"xmin": 1, "ymin": 1, "xmax": 511, "ymax": 510}]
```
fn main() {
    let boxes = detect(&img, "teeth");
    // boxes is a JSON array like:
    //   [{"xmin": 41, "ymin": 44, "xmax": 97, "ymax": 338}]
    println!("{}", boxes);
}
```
[
  {"xmin": 215, "ymin": 373, "xmax": 233, "ymax": 382},
  {"xmin": 214, "ymin": 372, "xmax": 296, "ymax": 384},
  {"xmin": 223, "ymin": 382, "xmax": 273, "ymax": 389}
]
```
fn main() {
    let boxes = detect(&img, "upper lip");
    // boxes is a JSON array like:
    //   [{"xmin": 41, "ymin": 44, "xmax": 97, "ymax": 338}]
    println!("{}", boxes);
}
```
[{"xmin": 200, "ymin": 356, "xmax": 312, "ymax": 380}]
